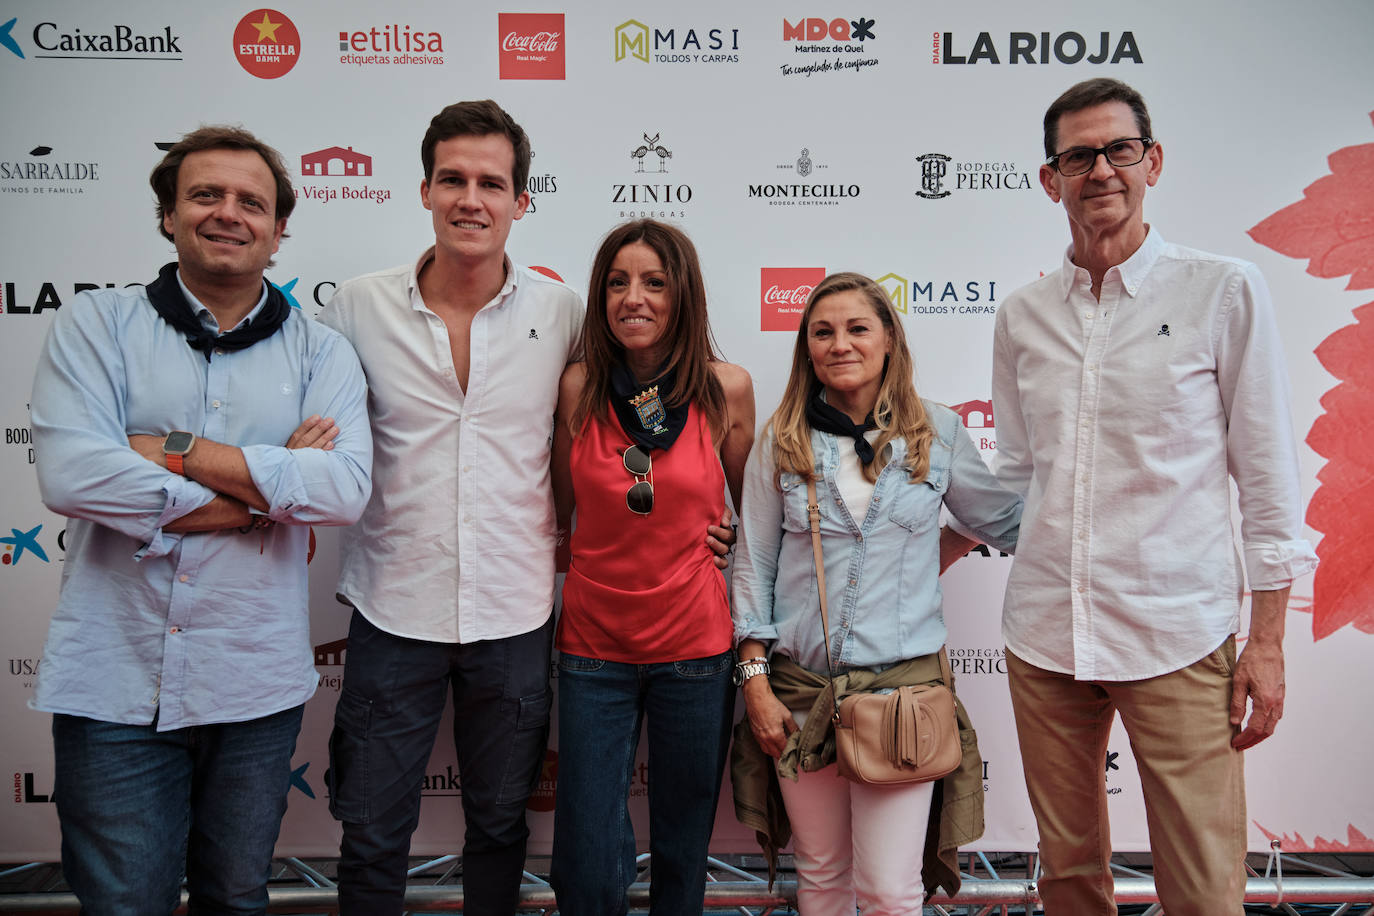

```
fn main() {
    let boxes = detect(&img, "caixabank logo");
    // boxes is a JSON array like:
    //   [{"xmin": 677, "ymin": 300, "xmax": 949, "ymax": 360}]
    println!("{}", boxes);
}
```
[
  {"xmin": 297, "ymin": 145, "xmax": 392, "ymax": 206},
  {"xmin": 613, "ymin": 19, "xmax": 741, "ymax": 65},
  {"xmin": 779, "ymin": 15, "xmax": 879, "ymax": 77},
  {"xmin": 1, "ymin": 15, "xmax": 183, "ymax": 63},
  {"xmin": 876, "ymin": 273, "xmax": 999, "ymax": 318},
  {"xmin": 914, "ymin": 153, "xmax": 1033, "ymax": 200},
  {"xmin": 499, "ymin": 13, "xmax": 563, "ymax": 80},
  {"xmin": 2, "ymin": 145, "xmax": 100, "ymax": 197},
  {"xmin": 760, "ymin": 267, "xmax": 824, "ymax": 332},
  {"xmin": 337, "ymin": 21, "xmax": 445, "ymax": 67},
  {"xmin": 748, "ymin": 147, "xmax": 861, "ymax": 208},
  {"xmin": 932, "ymin": 30, "xmax": 1141, "ymax": 65},
  {"xmin": 2, "ymin": 523, "xmax": 51, "ymax": 568},
  {"xmin": 613, "ymin": 131, "xmax": 692, "ymax": 220},
  {"xmin": 234, "ymin": 9, "xmax": 300, "ymax": 79}
]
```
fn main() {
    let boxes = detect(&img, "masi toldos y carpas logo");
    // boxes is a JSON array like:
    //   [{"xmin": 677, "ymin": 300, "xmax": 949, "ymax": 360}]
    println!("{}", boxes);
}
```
[{"xmin": 613, "ymin": 18, "xmax": 740, "ymax": 65}]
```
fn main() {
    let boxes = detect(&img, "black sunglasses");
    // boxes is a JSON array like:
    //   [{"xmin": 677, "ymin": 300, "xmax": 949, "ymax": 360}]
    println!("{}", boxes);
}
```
[{"xmin": 622, "ymin": 445, "xmax": 654, "ymax": 515}]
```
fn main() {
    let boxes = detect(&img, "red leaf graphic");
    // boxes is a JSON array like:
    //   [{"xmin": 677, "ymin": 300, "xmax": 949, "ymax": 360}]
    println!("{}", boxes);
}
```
[
  {"xmin": 1254, "ymin": 822, "xmax": 1374, "ymax": 853},
  {"xmin": 1249, "ymin": 112, "xmax": 1374, "ymax": 640},
  {"xmin": 1248, "ymin": 113, "xmax": 1374, "ymax": 291}
]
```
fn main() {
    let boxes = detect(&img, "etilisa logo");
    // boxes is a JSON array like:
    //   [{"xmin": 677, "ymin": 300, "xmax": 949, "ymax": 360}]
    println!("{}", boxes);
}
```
[
  {"xmin": 297, "ymin": 145, "xmax": 391, "ymax": 206},
  {"xmin": 779, "ymin": 16, "xmax": 879, "ymax": 77},
  {"xmin": 876, "ymin": 272, "xmax": 999, "ymax": 317},
  {"xmin": 337, "ymin": 22, "xmax": 444, "ymax": 67},
  {"xmin": 613, "ymin": 19, "xmax": 741, "ymax": 65},
  {"xmin": 499, "ymin": 13, "xmax": 563, "ymax": 79},
  {"xmin": 933, "ymin": 30, "xmax": 1141, "ymax": 65},
  {"xmin": 760, "ymin": 267, "xmax": 824, "ymax": 332},
  {"xmin": 234, "ymin": 9, "xmax": 301, "ymax": 79},
  {"xmin": 613, "ymin": 131, "xmax": 690, "ymax": 220},
  {"xmin": 4, "ymin": 16, "xmax": 183, "ymax": 62},
  {"xmin": 749, "ymin": 146, "xmax": 860, "ymax": 208},
  {"xmin": 914, "ymin": 153, "xmax": 1033, "ymax": 200},
  {"xmin": 2, "ymin": 145, "xmax": 100, "ymax": 197}
]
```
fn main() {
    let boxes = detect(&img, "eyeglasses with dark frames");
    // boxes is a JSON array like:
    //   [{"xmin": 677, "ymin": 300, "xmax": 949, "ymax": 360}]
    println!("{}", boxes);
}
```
[
  {"xmin": 1046, "ymin": 137, "xmax": 1153, "ymax": 177},
  {"xmin": 622, "ymin": 445, "xmax": 654, "ymax": 516}
]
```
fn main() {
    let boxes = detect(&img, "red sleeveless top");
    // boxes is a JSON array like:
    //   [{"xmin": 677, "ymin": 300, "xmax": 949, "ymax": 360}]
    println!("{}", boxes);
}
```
[{"xmin": 557, "ymin": 402, "xmax": 732, "ymax": 663}]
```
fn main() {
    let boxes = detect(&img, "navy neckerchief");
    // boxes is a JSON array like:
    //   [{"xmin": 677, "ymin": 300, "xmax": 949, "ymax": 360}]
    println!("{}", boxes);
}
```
[
  {"xmin": 806, "ymin": 383, "xmax": 877, "ymax": 464},
  {"xmin": 145, "ymin": 262, "xmax": 289, "ymax": 362},
  {"xmin": 609, "ymin": 360, "xmax": 689, "ymax": 452}
]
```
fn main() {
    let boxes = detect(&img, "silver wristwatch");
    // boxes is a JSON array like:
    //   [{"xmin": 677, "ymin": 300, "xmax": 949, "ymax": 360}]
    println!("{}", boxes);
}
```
[{"xmin": 732, "ymin": 656, "xmax": 770, "ymax": 686}]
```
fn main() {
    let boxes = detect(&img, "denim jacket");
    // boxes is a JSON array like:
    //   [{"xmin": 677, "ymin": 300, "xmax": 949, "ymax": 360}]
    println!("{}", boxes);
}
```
[{"xmin": 731, "ymin": 400, "xmax": 1021, "ymax": 674}]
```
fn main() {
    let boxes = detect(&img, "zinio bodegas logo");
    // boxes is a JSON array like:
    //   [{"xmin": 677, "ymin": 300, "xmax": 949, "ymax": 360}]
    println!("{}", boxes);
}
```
[
  {"xmin": 613, "ymin": 132, "xmax": 691, "ymax": 220},
  {"xmin": 234, "ymin": 9, "xmax": 300, "ymax": 79}
]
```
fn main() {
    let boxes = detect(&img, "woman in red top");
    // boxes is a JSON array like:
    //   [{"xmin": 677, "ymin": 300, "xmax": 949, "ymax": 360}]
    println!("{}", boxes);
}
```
[{"xmin": 549, "ymin": 220, "xmax": 754, "ymax": 915}]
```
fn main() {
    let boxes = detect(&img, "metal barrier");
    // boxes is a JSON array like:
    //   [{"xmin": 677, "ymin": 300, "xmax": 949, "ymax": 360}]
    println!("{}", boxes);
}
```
[{"xmin": 3, "ymin": 877, "xmax": 1374, "ymax": 913}]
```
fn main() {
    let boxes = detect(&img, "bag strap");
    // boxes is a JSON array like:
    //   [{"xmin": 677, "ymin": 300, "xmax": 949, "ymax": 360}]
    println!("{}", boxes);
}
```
[
  {"xmin": 807, "ymin": 479, "xmax": 954, "ymax": 705},
  {"xmin": 807, "ymin": 479, "xmax": 843, "ymax": 720}
]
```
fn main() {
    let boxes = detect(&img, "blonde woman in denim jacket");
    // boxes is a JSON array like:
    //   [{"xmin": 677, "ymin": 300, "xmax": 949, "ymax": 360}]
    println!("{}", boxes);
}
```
[{"xmin": 730, "ymin": 272, "xmax": 1021, "ymax": 915}]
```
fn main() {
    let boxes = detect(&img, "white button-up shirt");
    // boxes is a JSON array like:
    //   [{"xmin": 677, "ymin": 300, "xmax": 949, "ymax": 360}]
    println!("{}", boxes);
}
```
[
  {"xmin": 318, "ymin": 249, "xmax": 584, "ymax": 643},
  {"xmin": 992, "ymin": 228, "xmax": 1317, "ymax": 680}
]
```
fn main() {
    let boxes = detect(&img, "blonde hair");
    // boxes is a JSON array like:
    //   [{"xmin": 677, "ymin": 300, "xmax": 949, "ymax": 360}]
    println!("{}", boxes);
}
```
[{"xmin": 765, "ymin": 272, "xmax": 933, "ymax": 485}]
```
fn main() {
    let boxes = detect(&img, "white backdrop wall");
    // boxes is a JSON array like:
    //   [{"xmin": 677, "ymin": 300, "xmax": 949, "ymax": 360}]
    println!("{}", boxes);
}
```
[{"xmin": 3, "ymin": 0, "xmax": 1372, "ymax": 861}]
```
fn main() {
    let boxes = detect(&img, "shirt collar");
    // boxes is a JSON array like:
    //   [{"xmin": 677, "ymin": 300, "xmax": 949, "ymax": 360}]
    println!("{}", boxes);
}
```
[
  {"xmin": 1057, "ymin": 224, "xmax": 1165, "ymax": 301},
  {"xmin": 406, "ymin": 247, "xmax": 519, "ymax": 312},
  {"xmin": 175, "ymin": 268, "xmax": 269, "ymax": 332}
]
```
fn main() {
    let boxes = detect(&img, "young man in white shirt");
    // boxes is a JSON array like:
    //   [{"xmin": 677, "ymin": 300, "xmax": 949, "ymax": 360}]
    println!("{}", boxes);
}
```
[{"xmin": 318, "ymin": 100, "xmax": 584, "ymax": 915}]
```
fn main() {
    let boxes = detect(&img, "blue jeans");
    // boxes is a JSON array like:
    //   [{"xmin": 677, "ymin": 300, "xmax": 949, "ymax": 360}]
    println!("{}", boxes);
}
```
[
  {"xmin": 51, "ymin": 705, "xmax": 304, "ymax": 916},
  {"xmin": 550, "ymin": 650, "xmax": 734, "ymax": 916},
  {"xmin": 327, "ymin": 610, "xmax": 554, "ymax": 916}
]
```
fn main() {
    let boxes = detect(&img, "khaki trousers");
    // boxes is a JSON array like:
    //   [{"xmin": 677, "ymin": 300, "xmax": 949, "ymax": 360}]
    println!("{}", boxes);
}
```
[{"xmin": 1007, "ymin": 639, "xmax": 1246, "ymax": 916}]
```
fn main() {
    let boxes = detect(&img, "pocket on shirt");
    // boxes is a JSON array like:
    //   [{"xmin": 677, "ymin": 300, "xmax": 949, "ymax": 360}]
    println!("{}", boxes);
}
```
[
  {"xmin": 780, "ymin": 473, "xmax": 828, "ymax": 532},
  {"xmin": 888, "ymin": 475, "xmax": 943, "ymax": 535}
]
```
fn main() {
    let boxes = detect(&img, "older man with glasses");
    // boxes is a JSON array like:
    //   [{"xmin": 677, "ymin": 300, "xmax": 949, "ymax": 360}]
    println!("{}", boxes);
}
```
[{"xmin": 946, "ymin": 78, "xmax": 1317, "ymax": 915}]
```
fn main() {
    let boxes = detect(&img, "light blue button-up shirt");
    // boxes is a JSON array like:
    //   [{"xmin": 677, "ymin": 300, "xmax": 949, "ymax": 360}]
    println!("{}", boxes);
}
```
[
  {"xmin": 732, "ymin": 401, "xmax": 1020, "ymax": 674},
  {"xmin": 29, "ymin": 275, "xmax": 372, "ymax": 730}
]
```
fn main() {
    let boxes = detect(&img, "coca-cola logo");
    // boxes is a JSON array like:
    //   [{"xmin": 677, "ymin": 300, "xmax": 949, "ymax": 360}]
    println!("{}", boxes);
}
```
[
  {"xmin": 760, "ymin": 267, "xmax": 826, "ymax": 332},
  {"xmin": 503, "ymin": 30, "xmax": 560, "ymax": 52},
  {"xmin": 763, "ymin": 283, "xmax": 814, "ymax": 306},
  {"xmin": 498, "ymin": 13, "xmax": 565, "ymax": 79}
]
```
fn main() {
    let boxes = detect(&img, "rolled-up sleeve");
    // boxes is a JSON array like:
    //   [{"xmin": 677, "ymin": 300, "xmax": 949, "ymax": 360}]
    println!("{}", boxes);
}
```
[
  {"xmin": 731, "ymin": 429, "xmax": 783, "ymax": 646},
  {"xmin": 241, "ymin": 331, "xmax": 372, "ymax": 526},
  {"xmin": 944, "ymin": 421, "xmax": 1021, "ymax": 554},
  {"xmin": 1215, "ymin": 263, "xmax": 1318, "ymax": 589},
  {"xmin": 31, "ymin": 293, "xmax": 216, "ymax": 559}
]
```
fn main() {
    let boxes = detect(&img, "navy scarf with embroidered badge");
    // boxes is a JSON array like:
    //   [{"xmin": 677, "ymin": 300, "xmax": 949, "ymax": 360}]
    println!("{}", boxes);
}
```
[
  {"xmin": 610, "ymin": 360, "xmax": 689, "ymax": 452},
  {"xmin": 807, "ymin": 382, "xmax": 878, "ymax": 463},
  {"xmin": 145, "ymin": 262, "xmax": 290, "ymax": 362}
]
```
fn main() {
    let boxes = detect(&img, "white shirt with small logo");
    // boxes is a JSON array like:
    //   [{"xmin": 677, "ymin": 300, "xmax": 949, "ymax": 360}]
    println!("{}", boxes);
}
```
[
  {"xmin": 990, "ymin": 227, "xmax": 1317, "ymax": 681},
  {"xmin": 318, "ymin": 249, "xmax": 584, "ymax": 643}
]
